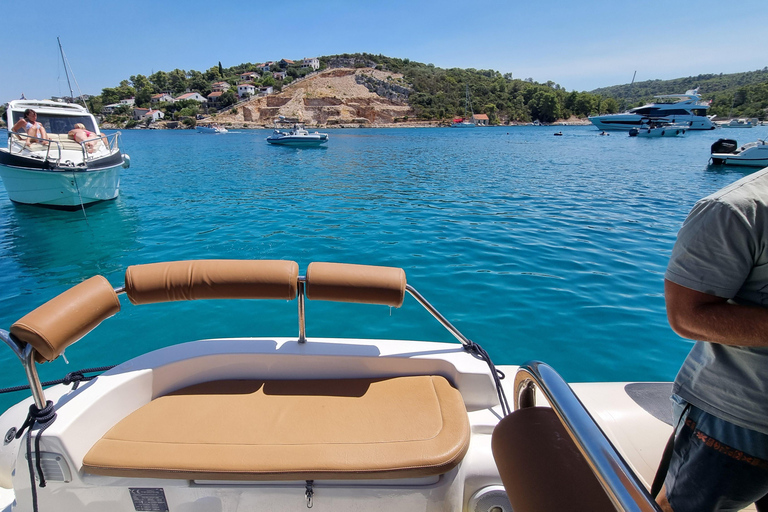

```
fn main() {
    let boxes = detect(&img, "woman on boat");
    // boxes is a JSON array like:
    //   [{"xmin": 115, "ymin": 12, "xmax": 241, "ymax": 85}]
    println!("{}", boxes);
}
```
[
  {"xmin": 68, "ymin": 123, "xmax": 106, "ymax": 153},
  {"xmin": 12, "ymin": 109, "xmax": 49, "ymax": 146}
]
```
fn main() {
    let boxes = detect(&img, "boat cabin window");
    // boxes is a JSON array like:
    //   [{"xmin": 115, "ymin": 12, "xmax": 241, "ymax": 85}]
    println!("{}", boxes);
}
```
[{"xmin": 9, "ymin": 112, "xmax": 97, "ymax": 135}]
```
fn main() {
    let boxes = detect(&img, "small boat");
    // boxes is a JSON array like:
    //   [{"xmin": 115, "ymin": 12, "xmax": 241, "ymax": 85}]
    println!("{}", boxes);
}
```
[
  {"xmin": 196, "ymin": 123, "xmax": 228, "ymax": 134},
  {"xmin": 589, "ymin": 89, "xmax": 715, "ymax": 131},
  {"xmin": 0, "ymin": 259, "xmax": 671, "ymax": 512},
  {"xmin": 266, "ymin": 123, "xmax": 328, "ymax": 146},
  {"xmin": 629, "ymin": 122, "xmax": 686, "ymax": 138},
  {"xmin": 720, "ymin": 119, "xmax": 756, "ymax": 129},
  {"xmin": 0, "ymin": 99, "xmax": 129, "ymax": 209},
  {"xmin": 554, "ymin": 131, "xmax": 563, "ymax": 136},
  {"xmin": 710, "ymin": 138, "xmax": 768, "ymax": 167}
]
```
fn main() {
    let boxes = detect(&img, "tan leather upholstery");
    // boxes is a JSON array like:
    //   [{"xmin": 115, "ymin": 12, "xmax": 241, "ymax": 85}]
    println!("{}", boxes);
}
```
[
  {"xmin": 492, "ymin": 407, "xmax": 615, "ymax": 512},
  {"xmin": 124, "ymin": 260, "xmax": 299, "ymax": 305},
  {"xmin": 306, "ymin": 262, "xmax": 406, "ymax": 307},
  {"xmin": 10, "ymin": 276, "xmax": 120, "ymax": 363},
  {"xmin": 82, "ymin": 376, "xmax": 469, "ymax": 480}
]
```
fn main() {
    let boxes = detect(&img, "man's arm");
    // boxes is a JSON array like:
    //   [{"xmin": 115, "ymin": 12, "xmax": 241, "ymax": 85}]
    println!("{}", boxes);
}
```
[{"xmin": 665, "ymin": 279, "xmax": 768, "ymax": 347}]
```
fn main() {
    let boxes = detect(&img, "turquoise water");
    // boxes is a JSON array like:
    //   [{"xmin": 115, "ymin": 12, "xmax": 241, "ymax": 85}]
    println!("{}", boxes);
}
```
[{"xmin": 0, "ymin": 126, "xmax": 761, "ymax": 408}]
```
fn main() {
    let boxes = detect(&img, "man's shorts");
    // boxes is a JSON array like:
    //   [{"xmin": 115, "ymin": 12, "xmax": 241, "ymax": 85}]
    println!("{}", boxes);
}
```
[{"xmin": 665, "ymin": 395, "xmax": 768, "ymax": 512}]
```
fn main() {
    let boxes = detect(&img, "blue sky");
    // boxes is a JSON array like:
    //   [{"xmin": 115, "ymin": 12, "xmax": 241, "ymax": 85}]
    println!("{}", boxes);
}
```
[{"xmin": 2, "ymin": 0, "xmax": 767, "ymax": 104}]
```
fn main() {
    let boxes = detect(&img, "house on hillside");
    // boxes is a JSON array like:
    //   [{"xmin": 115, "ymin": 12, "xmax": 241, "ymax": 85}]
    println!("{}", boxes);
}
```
[
  {"xmin": 207, "ymin": 91, "xmax": 223, "ymax": 105},
  {"xmin": 151, "ymin": 93, "xmax": 173, "ymax": 104},
  {"xmin": 240, "ymin": 72, "xmax": 259, "ymax": 82},
  {"xmin": 211, "ymin": 81, "xmax": 231, "ymax": 92},
  {"xmin": 279, "ymin": 59, "xmax": 294, "ymax": 67},
  {"xmin": 132, "ymin": 108, "xmax": 164, "ymax": 122},
  {"xmin": 257, "ymin": 62, "xmax": 273, "ymax": 72},
  {"xmin": 237, "ymin": 83, "xmax": 256, "ymax": 99},
  {"xmin": 302, "ymin": 57, "xmax": 319, "ymax": 70},
  {"xmin": 174, "ymin": 92, "xmax": 207, "ymax": 103},
  {"xmin": 101, "ymin": 98, "xmax": 135, "ymax": 114},
  {"xmin": 272, "ymin": 71, "xmax": 287, "ymax": 80},
  {"xmin": 257, "ymin": 86, "xmax": 273, "ymax": 96},
  {"xmin": 472, "ymin": 114, "xmax": 489, "ymax": 126}
]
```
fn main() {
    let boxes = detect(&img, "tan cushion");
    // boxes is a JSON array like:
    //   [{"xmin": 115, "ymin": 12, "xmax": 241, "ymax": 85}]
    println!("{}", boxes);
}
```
[
  {"xmin": 11, "ymin": 276, "xmax": 120, "ymax": 362},
  {"xmin": 82, "ymin": 376, "xmax": 469, "ymax": 480}
]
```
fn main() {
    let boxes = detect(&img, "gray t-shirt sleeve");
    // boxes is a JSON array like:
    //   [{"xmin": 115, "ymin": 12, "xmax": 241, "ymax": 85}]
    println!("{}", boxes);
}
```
[{"xmin": 665, "ymin": 198, "xmax": 756, "ymax": 299}]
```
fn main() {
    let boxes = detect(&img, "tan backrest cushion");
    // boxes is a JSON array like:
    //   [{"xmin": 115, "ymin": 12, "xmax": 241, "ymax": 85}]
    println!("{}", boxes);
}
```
[
  {"xmin": 124, "ymin": 260, "xmax": 299, "ymax": 305},
  {"xmin": 306, "ymin": 262, "xmax": 406, "ymax": 307},
  {"xmin": 10, "ymin": 276, "xmax": 120, "ymax": 362}
]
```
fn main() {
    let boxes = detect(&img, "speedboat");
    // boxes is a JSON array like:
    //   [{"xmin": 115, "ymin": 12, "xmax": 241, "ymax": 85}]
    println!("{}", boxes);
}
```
[
  {"xmin": 720, "ymin": 119, "xmax": 756, "ymax": 129},
  {"xmin": 0, "ymin": 100, "xmax": 129, "ymax": 209},
  {"xmin": 710, "ymin": 138, "xmax": 768, "ymax": 167},
  {"xmin": 589, "ymin": 89, "xmax": 715, "ymax": 131},
  {"xmin": 196, "ymin": 123, "xmax": 228, "ymax": 134},
  {"xmin": 629, "ymin": 122, "xmax": 686, "ymax": 138},
  {"xmin": 0, "ymin": 259, "xmax": 670, "ymax": 512},
  {"xmin": 266, "ymin": 123, "xmax": 328, "ymax": 146}
]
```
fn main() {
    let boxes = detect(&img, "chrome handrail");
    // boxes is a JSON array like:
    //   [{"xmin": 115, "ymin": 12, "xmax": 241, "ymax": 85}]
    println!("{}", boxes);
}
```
[
  {"xmin": 514, "ymin": 361, "xmax": 661, "ymax": 512},
  {"xmin": 8, "ymin": 132, "xmax": 63, "ymax": 167}
]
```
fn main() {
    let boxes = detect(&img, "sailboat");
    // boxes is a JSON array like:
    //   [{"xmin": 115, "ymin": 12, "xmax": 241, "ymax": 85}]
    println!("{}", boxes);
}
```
[{"xmin": 452, "ymin": 85, "xmax": 476, "ymax": 127}]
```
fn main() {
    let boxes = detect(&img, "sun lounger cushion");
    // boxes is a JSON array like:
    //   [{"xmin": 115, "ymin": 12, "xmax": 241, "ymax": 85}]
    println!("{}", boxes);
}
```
[{"xmin": 82, "ymin": 375, "xmax": 470, "ymax": 480}]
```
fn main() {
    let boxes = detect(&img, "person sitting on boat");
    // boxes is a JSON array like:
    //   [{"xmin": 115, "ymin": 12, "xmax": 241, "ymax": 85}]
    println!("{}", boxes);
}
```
[
  {"xmin": 68, "ymin": 123, "xmax": 106, "ymax": 153},
  {"xmin": 11, "ymin": 109, "xmax": 49, "ymax": 147}
]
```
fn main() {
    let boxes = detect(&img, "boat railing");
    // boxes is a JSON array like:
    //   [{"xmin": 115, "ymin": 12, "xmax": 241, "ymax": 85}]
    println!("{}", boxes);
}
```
[
  {"xmin": 514, "ymin": 361, "xmax": 662, "ymax": 512},
  {"xmin": 7, "ymin": 132, "xmax": 64, "ymax": 166},
  {"xmin": 82, "ymin": 132, "xmax": 121, "ymax": 162},
  {"xmin": 1, "ymin": 261, "xmax": 478, "ymax": 409}
]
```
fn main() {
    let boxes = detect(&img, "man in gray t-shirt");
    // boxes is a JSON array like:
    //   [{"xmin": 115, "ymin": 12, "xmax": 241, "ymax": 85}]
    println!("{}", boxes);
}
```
[{"xmin": 660, "ymin": 168, "xmax": 768, "ymax": 512}]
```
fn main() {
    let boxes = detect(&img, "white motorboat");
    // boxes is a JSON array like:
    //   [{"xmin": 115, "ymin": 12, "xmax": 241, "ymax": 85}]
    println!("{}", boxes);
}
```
[
  {"xmin": 0, "ymin": 100, "xmax": 130, "ymax": 209},
  {"xmin": 0, "ymin": 259, "xmax": 670, "ymax": 512},
  {"xmin": 266, "ymin": 123, "xmax": 328, "ymax": 146},
  {"xmin": 710, "ymin": 137, "xmax": 768, "ymax": 167},
  {"xmin": 589, "ymin": 89, "xmax": 715, "ymax": 131},
  {"xmin": 720, "ymin": 119, "xmax": 756, "ymax": 129},
  {"xmin": 196, "ymin": 123, "xmax": 228, "ymax": 134},
  {"xmin": 629, "ymin": 122, "xmax": 687, "ymax": 138}
]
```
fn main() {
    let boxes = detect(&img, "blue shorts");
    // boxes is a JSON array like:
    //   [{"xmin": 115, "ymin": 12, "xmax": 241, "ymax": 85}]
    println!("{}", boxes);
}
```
[{"xmin": 665, "ymin": 396, "xmax": 768, "ymax": 512}]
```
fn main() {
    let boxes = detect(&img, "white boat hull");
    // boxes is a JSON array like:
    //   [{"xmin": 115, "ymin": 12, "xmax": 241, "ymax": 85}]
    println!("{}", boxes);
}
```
[
  {"xmin": 590, "ymin": 114, "xmax": 713, "ymax": 131},
  {"xmin": 712, "ymin": 143, "xmax": 768, "ymax": 167},
  {"xmin": 0, "ymin": 165, "xmax": 121, "ymax": 207}
]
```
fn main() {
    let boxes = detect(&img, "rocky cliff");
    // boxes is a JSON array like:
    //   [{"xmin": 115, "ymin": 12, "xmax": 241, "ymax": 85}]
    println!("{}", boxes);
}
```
[{"xmin": 206, "ymin": 68, "xmax": 418, "ymax": 128}]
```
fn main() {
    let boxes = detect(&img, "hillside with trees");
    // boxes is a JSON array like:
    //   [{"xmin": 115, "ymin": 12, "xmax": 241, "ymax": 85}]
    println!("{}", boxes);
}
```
[{"xmin": 6, "ymin": 54, "xmax": 766, "ymax": 128}]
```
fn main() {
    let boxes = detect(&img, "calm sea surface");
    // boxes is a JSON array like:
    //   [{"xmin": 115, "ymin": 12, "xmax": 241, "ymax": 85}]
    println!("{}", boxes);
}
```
[{"xmin": 0, "ymin": 126, "xmax": 762, "ymax": 408}]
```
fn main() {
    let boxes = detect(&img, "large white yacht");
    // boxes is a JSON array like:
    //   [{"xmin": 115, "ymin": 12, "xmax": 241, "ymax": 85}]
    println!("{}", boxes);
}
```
[{"xmin": 589, "ymin": 89, "xmax": 715, "ymax": 131}]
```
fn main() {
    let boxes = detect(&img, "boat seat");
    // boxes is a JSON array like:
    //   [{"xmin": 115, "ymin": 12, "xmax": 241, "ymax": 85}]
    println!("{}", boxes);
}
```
[
  {"xmin": 82, "ymin": 375, "xmax": 470, "ymax": 481},
  {"xmin": 492, "ymin": 407, "xmax": 616, "ymax": 511}
]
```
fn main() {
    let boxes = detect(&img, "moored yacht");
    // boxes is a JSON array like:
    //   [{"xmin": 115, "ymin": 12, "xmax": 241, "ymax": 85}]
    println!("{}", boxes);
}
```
[
  {"xmin": 589, "ymin": 89, "xmax": 715, "ymax": 131},
  {"xmin": 0, "ymin": 99, "xmax": 129, "ymax": 209},
  {"xmin": 0, "ymin": 259, "xmax": 671, "ymax": 512},
  {"xmin": 266, "ymin": 122, "xmax": 328, "ymax": 146}
]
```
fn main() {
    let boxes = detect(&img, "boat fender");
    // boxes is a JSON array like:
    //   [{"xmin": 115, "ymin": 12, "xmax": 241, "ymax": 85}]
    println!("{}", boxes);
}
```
[
  {"xmin": 122, "ymin": 154, "xmax": 131, "ymax": 169},
  {"xmin": 661, "ymin": 131, "xmax": 665, "ymax": 136}
]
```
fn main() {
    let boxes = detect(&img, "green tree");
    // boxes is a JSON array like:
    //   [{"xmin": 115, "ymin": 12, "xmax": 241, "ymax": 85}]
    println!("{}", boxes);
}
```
[
  {"xmin": 149, "ymin": 71, "xmax": 170, "ymax": 93},
  {"xmin": 529, "ymin": 90, "xmax": 561, "ymax": 122}
]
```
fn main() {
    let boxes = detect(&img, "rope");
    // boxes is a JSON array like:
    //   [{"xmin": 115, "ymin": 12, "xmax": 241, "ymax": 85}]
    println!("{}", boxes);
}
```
[
  {"xmin": 15, "ymin": 401, "xmax": 57, "ymax": 512},
  {"xmin": 463, "ymin": 341, "xmax": 510, "ymax": 416},
  {"xmin": 0, "ymin": 366, "xmax": 115, "ymax": 395}
]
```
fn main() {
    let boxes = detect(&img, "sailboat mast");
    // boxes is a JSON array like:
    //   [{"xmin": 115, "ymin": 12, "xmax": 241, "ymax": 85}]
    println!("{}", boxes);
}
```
[
  {"xmin": 58, "ymin": 37, "xmax": 74, "ymax": 100},
  {"xmin": 57, "ymin": 37, "xmax": 89, "ymax": 111}
]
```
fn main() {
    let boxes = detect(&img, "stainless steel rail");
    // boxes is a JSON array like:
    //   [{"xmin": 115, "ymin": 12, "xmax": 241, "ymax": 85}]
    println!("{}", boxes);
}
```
[{"xmin": 514, "ymin": 361, "xmax": 662, "ymax": 512}]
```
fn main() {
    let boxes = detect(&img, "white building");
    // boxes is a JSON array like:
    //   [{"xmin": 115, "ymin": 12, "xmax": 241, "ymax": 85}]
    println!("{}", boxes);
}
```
[
  {"xmin": 237, "ymin": 83, "xmax": 256, "ymax": 99},
  {"xmin": 174, "ymin": 92, "xmax": 207, "ymax": 103},
  {"xmin": 211, "ymin": 81, "xmax": 231, "ymax": 92},
  {"xmin": 302, "ymin": 57, "xmax": 319, "ymax": 70},
  {"xmin": 151, "ymin": 93, "xmax": 174, "ymax": 104}
]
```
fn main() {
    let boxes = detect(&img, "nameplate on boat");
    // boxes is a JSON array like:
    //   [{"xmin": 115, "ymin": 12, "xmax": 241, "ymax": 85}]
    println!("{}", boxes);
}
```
[{"xmin": 129, "ymin": 488, "xmax": 169, "ymax": 511}]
